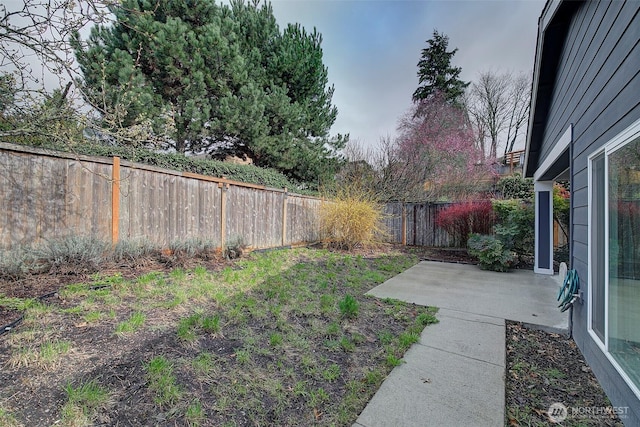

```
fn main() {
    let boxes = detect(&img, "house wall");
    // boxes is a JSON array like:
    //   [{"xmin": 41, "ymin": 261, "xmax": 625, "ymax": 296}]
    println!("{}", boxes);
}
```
[{"xmin": 534, "ymin": 1, "xmax": 640, "ymax": 423}]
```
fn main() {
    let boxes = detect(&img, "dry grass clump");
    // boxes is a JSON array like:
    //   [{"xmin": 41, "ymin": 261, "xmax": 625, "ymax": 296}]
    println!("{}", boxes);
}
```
[{"xmin": 319, "ymin": 186, "xmax": 387, "ymax": 251}]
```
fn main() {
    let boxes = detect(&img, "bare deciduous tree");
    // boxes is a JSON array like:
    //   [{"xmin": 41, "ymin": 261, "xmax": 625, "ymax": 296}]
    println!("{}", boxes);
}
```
[{"xmin": 467, "ymin": 70, "xmax": 531, "ymax": 159}]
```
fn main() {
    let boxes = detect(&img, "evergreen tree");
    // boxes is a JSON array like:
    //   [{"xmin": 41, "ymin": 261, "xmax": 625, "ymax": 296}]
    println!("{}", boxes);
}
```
[
  {"xmin": 72, "ymin": 0, "xmax": 345, "ymax": 186},
  {"xmin": 412, "ymin": 30, "xmax": 469, "ymax": 107}
]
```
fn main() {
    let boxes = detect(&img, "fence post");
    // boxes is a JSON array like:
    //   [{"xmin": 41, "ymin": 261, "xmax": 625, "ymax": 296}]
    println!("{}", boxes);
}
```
[
  {"xmin": 111, "ymin": 157, "xmax": 120, "ymax": 246},
  {"xmin": 401, "ymin": 203, "xmax": 407, "ymax": 246},
  {"xmin": 282, "ymin": 188, "xmax": 288, "ymax": 246},
  {"xmin": 220, "ymin": 183, "xmax": 228, "ymax": 251}
]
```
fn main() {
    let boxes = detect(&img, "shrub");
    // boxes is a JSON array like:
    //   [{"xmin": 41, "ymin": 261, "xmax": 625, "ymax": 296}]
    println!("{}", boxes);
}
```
[
  {"xmin": 319, "ymin": 186, "xmax": 386, "ymax": 251},
  {"xmin": 0, "ymin": 247, "xmax": 30, "ymax": 280},
  {"xmin": 435, "ymin": 200, "xmax": 495, "ymax": 247},
  {"xmin": 113, "ymin": 239, "xmax": 158, "ymax": 264},
  {"xmin": 496, "ymin": 174, "xmax": 533, "ymax": 200},
  {"xmin": 467, "ymin": 234, "xmax": 515, "ymax": 272},
  {"xmin": 492, "ymin": 200, "xmax": 534, "ymax": 261},
  {"xmin": 31, "ymin": 235, "xmax": 108, "ymax": 274}
]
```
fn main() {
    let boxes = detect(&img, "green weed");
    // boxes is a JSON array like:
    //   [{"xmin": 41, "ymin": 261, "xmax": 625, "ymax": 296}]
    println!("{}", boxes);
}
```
[
  {"xmin": 61, "ymin": 380, "xmax": 109, "ymax": 426},
  {"xmin": 322, "ymin": 364, "xmax": 341, "ymax": 382},
  {"xmin": 339, "ymin": 294, "xmax": 359, "ymax": 319},
  {"xmin": 185, "ymin": 399, "xmax": 205, "ymax": 426},
  {"xmin": 115, "ymin": 312, "xmax": 146, "ymax": 335},
  {"xmin": 146, "ymin": 356, "xmax": 182, "ymax": 407}
]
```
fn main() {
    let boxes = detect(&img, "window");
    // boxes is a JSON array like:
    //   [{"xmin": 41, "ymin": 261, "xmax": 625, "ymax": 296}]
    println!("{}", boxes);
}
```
[
  {"xmin": 589, "ymin": 123, "xmax": 640, "ymax": 396},
  {"xmin": 608, "ymin": 136, "xmax": 640, "ymax": 388}
]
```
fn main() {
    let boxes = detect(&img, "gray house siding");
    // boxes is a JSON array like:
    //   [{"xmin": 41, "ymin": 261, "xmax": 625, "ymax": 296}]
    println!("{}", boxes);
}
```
[{"xmin": 530, "ymin": 0, "xmax": 640, "ymax": 424}]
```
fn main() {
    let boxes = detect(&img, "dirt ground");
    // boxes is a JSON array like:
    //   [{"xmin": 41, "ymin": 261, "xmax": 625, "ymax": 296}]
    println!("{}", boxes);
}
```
[
  {"xmin": 0, "ymin": 245, "xmax": 626, "ymax": 426},
  {"xmin": 505, "ymin": 322, "xmax": 624, "ymax": 426}
]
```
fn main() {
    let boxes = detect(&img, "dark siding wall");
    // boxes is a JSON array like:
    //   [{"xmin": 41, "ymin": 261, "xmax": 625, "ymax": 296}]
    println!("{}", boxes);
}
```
[{"xmin": 536, "ymin": 1, "xmax": 640, "ymax": 422}]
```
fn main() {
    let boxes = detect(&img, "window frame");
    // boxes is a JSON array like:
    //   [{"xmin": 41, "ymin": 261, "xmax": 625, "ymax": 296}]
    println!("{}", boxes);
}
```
[{"xmin": 587, "ymin": 117, "xmax": 640, "ymax": 399}]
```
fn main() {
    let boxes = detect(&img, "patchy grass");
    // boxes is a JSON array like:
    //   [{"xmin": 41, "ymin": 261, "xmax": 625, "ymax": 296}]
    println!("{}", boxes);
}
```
[{"xmin": 0, "ymin": 248, "xmax": 438, "ymax": 426}]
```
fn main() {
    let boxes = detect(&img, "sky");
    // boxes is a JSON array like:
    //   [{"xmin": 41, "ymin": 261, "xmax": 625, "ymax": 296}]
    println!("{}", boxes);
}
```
[{"xmin": 266, "ymin": 0, "xmax": 546, "ymax": 152}]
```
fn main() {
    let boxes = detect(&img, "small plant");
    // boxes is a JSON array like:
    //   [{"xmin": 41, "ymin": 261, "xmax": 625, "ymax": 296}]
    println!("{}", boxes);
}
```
[
  {"xmin": 339, "ymin": 336, "xmax": 356, "ymax": 352},
  {"xmin": 319, "ymin": 294, "xmax": 334, "ymax": 314},
  {"xmin": 225, "ymin": 236, "xmax": 247, "ymax": 260},
  {"xmin": 338, "ymin": 294, "xmax": 359, "ymax": 319},
  {"xmin": 415, "ymin": 311, "xmax": 439, "ymax": 326},
  {"xmin": 322, "ymin": 364, "xmax": 341, "ymax": 382},
  {"xmin": 377, "ymin": 330, "xmax": 393, "ymax": 345},
  {"xmin": 398, "ymin": 331, "xmax": 420, "ymax": 351},
  {"xmin": 385, "ymin": 353, "xmax": 404, "ymax": 367},
  {"xmin": 0, "ymin": 406, "xmax": 20, "ymax": 427},
  {"xmin": 146, "ymin": 356, "xmax": 182, "ymax": 407},
  {"xmin": 113, "ymin": 239, "xmax": 158, "ymax": 263},
  {"xmin": 192, "ymin": 352, "xmax": 214, "ymax": 375},
  {"xmin": 169, "ymin": 238, "xmax": 218, "ymax": 261},
  {"xmin": 178, "ymin": 313, "xmax": 222, "ymax": 342},
  {"xmin": 185, "ymin": 399, "xmax": 205, "ymax": 426},
  {"xmin": 269, "ymin": 332, "xmax": 283, "ymax": 347},
  {"xmin": 61, "ymin": 380, "xmax": 109, "ymax": 426},
  {"xmin": 325, "ymin": 321, "xmax": 340, "ymax": 337},
  {"xmin": 467, "ymin": 234, "xmax": 515, "ymax": 272},
  {"xmin": 235, "ymin": 349, "xmax": 251, "ymax": 364},
  {"xmin": 0, "ymin": 247, "xmax": 30, "ymax": 280},
  {"xmin": 40, "ymin": 339, "xmax": 72, "ymax": 366},
  {"xmin": 115, "ymin": 311, "xmax": 146, "ymax": 335}
]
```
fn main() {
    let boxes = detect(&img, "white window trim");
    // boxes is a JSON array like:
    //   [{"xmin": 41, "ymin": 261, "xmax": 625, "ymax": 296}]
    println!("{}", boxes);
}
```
[
  {"xmin": 587, "ymin": 117, "xmax": 640, "ymax": 400},
  {"xmin": 587, "ymin": 148, "xmax": 606, "ymax": 352}
]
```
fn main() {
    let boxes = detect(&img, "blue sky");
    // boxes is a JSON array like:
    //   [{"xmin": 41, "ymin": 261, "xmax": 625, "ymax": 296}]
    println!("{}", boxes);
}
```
[{"xmin": 268, "ymin": 0, "xmax": 546, "ymax": 151}]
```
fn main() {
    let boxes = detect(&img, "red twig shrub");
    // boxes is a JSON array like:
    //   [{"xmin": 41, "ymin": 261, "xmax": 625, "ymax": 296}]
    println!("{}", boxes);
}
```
[{"xmin": 435, "ymin": 201, "xmax": 495, "ymax": 247}]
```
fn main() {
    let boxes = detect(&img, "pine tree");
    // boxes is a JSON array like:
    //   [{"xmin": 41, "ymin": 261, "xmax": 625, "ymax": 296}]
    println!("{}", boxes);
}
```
[
  {"xmin": 412, "ymin": 30, "xmax": 469, "ymax": 107},
  {"xmin": 72, "ymin": 0, "xmax": 345, "ymax": 187}
]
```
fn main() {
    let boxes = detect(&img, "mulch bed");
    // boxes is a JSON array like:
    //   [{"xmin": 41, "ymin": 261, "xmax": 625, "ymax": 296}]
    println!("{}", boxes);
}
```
[{"xmin": 505, "ymin": 321, "xmax": 624, "ymax": 426}]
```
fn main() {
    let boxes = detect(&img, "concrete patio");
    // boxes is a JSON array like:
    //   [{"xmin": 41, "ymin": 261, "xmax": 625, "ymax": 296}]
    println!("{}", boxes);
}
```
[{"xmin": 353, "ymin": 261, "xmax": 568, "ymax": 427}]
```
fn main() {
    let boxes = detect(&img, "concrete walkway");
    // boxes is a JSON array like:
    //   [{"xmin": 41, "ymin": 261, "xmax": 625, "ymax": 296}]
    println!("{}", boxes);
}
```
[{"xmin": 353, "ymin": 261, "xmax": 568, "ymax": 427}]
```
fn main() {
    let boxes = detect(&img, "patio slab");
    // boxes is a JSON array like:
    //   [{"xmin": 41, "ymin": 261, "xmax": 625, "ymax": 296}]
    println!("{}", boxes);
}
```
[{"xmin": 353, "ymin": 261, "xmax": 568, "ymax": 427}]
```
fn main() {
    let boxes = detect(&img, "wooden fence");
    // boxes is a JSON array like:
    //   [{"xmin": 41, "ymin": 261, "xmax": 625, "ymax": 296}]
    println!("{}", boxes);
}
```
[
  {"xmin": 0, "ymin": 143, "xmax": 320, "ymax": 250},
  {"xmin": 382, "ymin": 202, "xmax": 455, "ymax": 247},
  {"xmin": 5, "ymin": 142, "xmax": 532, "ymax": 252}
]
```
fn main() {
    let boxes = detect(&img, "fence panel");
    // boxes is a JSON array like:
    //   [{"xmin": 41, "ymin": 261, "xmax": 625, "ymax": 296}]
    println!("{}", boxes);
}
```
[
  {"xmin": 0, "ymin": 149, "xmax": 113, "ymax": 248},
  {"xmin": 380, "ymin": 202, "xmax": 454, "ymax": 247},
  {"xmin": 226, "ymin": 185, "xmax": 284, "ymax": 249},
  {"xmin": 286, "ymin": 195, "xmax": 321, "ymax": 245}
]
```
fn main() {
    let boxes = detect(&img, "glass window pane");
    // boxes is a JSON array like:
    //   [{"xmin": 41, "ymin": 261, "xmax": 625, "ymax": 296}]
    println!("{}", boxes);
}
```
[
  {"xmin": 608, "ymin": 136, "xmax": 640, "ymax": 388},
  {"xmin": 591, "ymin": 153, "xmax": 605, "ymax": 341}
]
